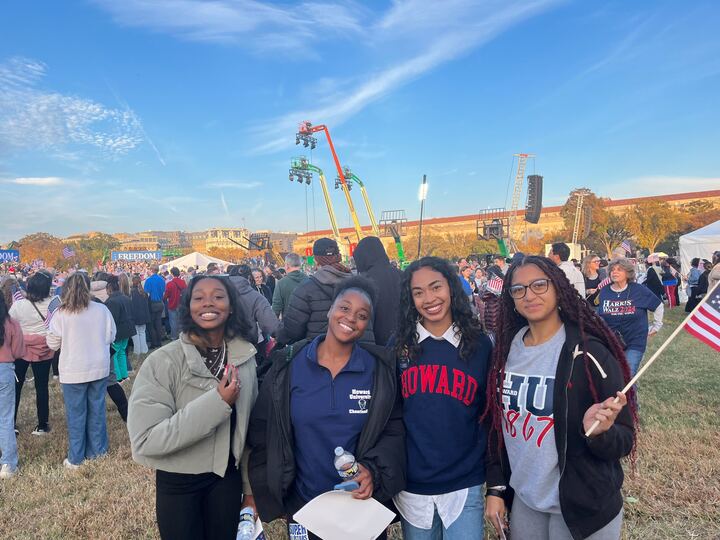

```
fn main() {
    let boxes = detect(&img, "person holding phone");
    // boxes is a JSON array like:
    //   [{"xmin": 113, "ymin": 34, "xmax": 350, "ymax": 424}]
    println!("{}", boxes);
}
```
[
  {"xmin": 247, "ymin": 276, "xmax": 405, "ymax": 540},
  {"xmin": 128, "ymin": 275, "xmax": 258, "ymax": 540}
]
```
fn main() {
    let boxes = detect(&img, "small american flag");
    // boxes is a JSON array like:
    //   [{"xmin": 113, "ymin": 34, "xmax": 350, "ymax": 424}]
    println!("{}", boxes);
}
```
[
  {"xmin": 62, "ymin": 246, "xmax": 76, "ymax": 259},
  {"xmin": 620, "ymin": 240, "xmax": 632, "ymax": 254},
  {"xmin": 487, "ymin": 276, "xmax": 504, "ymax": 294},
  {"xmin": 597, "ymin": 277, "xmax": 612, "ymax": 289},
  {"xmin": 11, "ymin": 284, "xmax": 24, "ymax": 304},
  {"xmin": 44, "ymin": 295, "xmax": 62, "ymax": 329},
  {"xmin": 685, "ymin": 283, "xmax": 720, "ymax": 352}
]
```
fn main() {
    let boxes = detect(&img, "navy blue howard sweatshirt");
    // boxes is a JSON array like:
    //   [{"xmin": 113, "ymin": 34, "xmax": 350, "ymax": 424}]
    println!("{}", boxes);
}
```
[{"xmin": 400, "ymin": 335, "xmax": 491, "ymax": 495}]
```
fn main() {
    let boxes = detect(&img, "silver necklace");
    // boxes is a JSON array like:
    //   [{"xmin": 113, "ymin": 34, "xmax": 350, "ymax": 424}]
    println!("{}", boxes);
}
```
[{"xmin": 204, "ymin": 340, "xmax": 227, "ymax": 379}]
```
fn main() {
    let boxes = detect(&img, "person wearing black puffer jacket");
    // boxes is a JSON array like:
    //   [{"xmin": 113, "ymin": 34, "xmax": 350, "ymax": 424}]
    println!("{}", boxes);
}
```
[
  {"xmin": 276, "ymin": 238, "xmax": 375, "ymax": 346},
  {"xmin": 353, "ymin": 236, "xmax": 401, "ymax": 347},
  {"xmin": 247, "ymin": 277, "xmax": 404, "ymax": 539}
]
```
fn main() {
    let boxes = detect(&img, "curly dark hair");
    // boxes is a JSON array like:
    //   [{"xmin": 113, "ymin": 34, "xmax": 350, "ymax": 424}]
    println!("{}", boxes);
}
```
[
  {"xmin": 178, "ymin": 275, "xmax": 253, "ymax": 351},
  {"xmin": 482, "ymin": 255, "xmax": 637, "ymax": 457},
  {"xmin": 394, "ymin": 256, "xmax": 485, "ymax": 362}
]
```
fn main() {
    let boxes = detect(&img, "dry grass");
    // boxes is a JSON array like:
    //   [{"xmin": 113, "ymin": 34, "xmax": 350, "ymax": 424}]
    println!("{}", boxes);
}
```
[{"xmin": 1, "ymin": 307, "xmax": 718, "ymax": 539}]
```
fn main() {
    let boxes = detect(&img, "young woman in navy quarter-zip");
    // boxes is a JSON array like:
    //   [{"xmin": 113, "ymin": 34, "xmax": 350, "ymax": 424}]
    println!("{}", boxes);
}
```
[
  {"xmin": 393, "ymin": 256, "xmax": 493, "ymax": 539},
  {"xmin": 247, "ymin": 276, "xmax": 405, "ymax": 540}
]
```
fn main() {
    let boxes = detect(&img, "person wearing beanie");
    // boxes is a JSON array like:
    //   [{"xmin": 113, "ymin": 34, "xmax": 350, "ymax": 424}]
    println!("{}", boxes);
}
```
[{"xmin": 276, "ymin": 238, "xmax": 375, "ymax": 346}]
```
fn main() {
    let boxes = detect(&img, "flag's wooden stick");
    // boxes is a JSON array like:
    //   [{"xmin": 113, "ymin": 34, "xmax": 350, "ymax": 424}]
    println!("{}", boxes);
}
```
[{"xmin": 585, "ymin": 280, "xmax": 720, "ymax": 437}]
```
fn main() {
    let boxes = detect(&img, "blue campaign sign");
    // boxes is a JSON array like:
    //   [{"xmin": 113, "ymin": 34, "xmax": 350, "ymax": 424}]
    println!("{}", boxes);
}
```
[
  {"xmin": 0, "ymin": 250, "xmax": 20, "ymax": 262},
  {"xmin": 111, "ymin": 251, "xmax": 163, "ymax": 261}
]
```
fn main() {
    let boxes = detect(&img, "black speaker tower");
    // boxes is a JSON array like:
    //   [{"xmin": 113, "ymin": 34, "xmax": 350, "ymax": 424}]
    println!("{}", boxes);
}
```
[{"xmin": 525, "ymin": 175, "xmax": 543, "ymax": 224}]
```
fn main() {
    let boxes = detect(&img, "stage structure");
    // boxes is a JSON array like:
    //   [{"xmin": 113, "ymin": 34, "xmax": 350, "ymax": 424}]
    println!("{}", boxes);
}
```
[
  {"xmin": 379, "ymin": 210, "xmax": 408, "ymax": 266},
  {"xmin": 336, "ymin": 167, "xmax": 380, "ymax": 237},
  {"xmin": 476, "ymin": 208, "xmax": 510, "ymax": 257},
  {"xmin": 296, "ymin": 121, "xmax": 363, "ymax": 240}
]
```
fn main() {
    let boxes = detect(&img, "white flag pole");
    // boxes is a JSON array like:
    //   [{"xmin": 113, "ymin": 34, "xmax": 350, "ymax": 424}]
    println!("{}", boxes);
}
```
[{"xmin": 585, "ymin": 279, "xmax": 720, "ymax": 437}]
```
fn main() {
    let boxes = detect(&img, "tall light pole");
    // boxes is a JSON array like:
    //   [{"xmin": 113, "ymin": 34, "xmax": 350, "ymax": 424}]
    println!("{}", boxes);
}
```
[{"xmin": 417, "ymin": 174, "xmax": 428, "ymax": 258}]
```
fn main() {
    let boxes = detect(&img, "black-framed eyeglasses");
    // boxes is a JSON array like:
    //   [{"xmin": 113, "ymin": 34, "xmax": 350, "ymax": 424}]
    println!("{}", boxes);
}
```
[{"xmin": 508, "ymin": 278, "xmax": 551, "ymax": 299}]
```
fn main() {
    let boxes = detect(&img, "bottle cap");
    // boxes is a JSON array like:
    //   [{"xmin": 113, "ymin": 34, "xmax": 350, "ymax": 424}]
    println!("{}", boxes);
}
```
[
  {"xmin": 334, "ymin": 446, "xmax": 344, "ymax": 456},
  {"xmin": 240, "ymin": 506, "xmax": 254, "ymax": 517}
]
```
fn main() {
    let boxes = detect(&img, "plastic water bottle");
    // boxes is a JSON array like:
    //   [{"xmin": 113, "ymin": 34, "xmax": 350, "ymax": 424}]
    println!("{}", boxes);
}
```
[
  {"xmin": 333, "ymin": 446, "xmax": 359, "ymax": 479},
  {"xmin": 236, "ymin": 506, "xmax": 255, "ymax": 540}
]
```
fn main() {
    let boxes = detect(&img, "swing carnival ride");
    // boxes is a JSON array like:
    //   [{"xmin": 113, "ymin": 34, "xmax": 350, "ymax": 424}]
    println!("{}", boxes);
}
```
[
  {"xmin": 477, "ymin": 153, "xmax": 543, "ymax": 256},
  {"xmin": 295, "ymin": 121, "xmax": 364, "ymax": 240}
]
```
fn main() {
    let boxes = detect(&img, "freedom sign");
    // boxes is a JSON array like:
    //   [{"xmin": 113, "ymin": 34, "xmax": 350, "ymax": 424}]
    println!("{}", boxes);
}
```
[
  {"xmin": 111, "ymin": 251, "xmax": 163, "ymax": 261},
  {"xmin": 0, "ymin": 250, "xmax": 20, "ymax": 262}
]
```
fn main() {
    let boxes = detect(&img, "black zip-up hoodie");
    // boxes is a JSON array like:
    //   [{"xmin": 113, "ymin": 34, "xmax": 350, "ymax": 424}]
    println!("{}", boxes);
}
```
[
  {"xmin": 486, "ymin": 324, "xmax": 635, "ymax": 540},
  {"xmin": 247, "ymin": 338, "xmax": 406, "ymax": 522}
]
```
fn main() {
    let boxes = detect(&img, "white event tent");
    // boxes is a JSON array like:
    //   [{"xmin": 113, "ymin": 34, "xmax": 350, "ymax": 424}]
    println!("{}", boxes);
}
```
[
  {"xmin": 678, "ymin": 219, "xmax": 720, "ymax": 274},
  {"xmin": 163, "ymin": 252, "xmax": 231, "ymax": 271}
]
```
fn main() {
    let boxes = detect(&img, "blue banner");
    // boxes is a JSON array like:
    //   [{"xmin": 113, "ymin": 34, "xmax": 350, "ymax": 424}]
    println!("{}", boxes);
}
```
[
  {"xmin": 111, "ymin": 250, "xmax": 163, "ymax": 261},
  {"xmin": 0, "ymin": 250, "xmax": 20, "ymax": 262}
]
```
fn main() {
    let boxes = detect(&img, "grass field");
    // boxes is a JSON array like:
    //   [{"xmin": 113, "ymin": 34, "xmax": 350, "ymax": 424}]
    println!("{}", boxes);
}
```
[{"xmin": 1, "ymin": 307, "xmax": 718, "ymax": 539}]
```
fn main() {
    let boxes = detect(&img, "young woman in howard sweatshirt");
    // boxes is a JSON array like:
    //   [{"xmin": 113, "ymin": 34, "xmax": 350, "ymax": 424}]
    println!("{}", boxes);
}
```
[{"xmin": 393, "ymin": 257, "xmax": 493, "ymax": 539}]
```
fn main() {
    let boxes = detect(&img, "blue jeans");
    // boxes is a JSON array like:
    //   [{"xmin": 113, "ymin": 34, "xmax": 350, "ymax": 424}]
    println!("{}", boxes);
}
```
[
  {"xmin": 61, "ymin": 379, "xmax": 109, "ymax": 465},
  {"xmin": 168, "ymin": 309, "xmax": 180, "ymax": 340},
  {"xmin": 624, "ymin": 349, "xmax": 644, "ymax": 377},
  {"xmin": 0, "ymin": 363, "xmax": 18, "ymax": 469},
  {"xmin": 401, "ymin": 485, "xmax": 485, "ymax": 540}
]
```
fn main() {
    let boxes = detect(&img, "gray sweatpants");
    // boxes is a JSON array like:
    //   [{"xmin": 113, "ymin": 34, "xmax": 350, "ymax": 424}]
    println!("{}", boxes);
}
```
[{"xmin": 510, "ymin": 495, "xmax": 622, "ymax": 540}]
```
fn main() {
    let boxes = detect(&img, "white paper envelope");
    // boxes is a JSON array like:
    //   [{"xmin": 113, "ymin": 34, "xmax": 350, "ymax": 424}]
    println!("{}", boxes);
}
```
[{"xmin": 293, "ymin": 490, "xmax": 396, "ymax": 540}]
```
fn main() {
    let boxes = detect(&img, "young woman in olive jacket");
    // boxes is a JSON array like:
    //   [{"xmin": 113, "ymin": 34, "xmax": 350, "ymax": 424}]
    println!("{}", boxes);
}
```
[
  {"xmin": 128, "ymin": 275, "xmax": 258, "ymax": 540},
  {"xmin": 247, "ymin": 276, "xmax": 405, "ymax": 539}
]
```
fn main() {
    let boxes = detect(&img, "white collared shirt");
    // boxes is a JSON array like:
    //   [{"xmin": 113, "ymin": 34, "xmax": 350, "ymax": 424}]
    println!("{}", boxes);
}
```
[
  {"xmin": 393, "ymin": 322, "xmax": 469, "ymax": 530},
  {"xmin": 415, "ymin": 322, "xmax": 462, "ymax": 348}
]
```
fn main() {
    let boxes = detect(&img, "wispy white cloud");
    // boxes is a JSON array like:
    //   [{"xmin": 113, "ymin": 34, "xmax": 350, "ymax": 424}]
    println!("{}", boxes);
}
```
[
  {"xmin": 7, "ymin": 176, "xmax": 66, "ymax": 186},
  {"xmin": 0, "ymin": 57, "xmax": 144, "ymax": 159},
  {"xmin": 204, "ymin": 180, "xmax": 263, "ymax": 189},
  {"xmin": 249, "ymin": 0, "xmax": 562, "ymax": 154},
  {"xmin": 220, "ymin": 191, "xmax": 230, "ymax": 218},
  {"xmin": 92, "ymin": 0, "xmax": 366, "ymax": 55}
]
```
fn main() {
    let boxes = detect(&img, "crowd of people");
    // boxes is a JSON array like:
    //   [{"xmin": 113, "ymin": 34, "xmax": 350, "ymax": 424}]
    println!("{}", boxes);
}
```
[{"xmin": 1, "ymin": 240, "xmax": 719, "ymax": 540}]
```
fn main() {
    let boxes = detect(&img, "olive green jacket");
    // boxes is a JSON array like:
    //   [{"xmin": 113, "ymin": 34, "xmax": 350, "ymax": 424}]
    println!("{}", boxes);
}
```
[{"xmin": 128, "ymin": 333, "xmax": 257, "ymax": 492}]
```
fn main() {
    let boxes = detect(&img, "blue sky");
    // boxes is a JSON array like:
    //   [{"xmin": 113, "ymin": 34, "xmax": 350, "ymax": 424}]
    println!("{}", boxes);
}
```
[{"xmin": 1, "ymin": 0, "xmax": 719, "ymax": 243}]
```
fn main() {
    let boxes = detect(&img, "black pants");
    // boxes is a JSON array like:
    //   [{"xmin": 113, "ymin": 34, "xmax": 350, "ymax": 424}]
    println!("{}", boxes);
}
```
[
  {"xmin": 148, "ymin": 302, "xmax": 165, "ymax": 348},
  {"xmin": 106, "ymin": 383, "xmax": 128, "ymax": 422},
  {"xmin": 14, "ymin": 358, "xmax": 51, "ymax": 428},
  {"xmin": 156, "ymin": 465, "xmax": 244, "ymax": 540},
  {"xmin": 51, "ymin": 350, "xmax": 60, "ymax": 376}
]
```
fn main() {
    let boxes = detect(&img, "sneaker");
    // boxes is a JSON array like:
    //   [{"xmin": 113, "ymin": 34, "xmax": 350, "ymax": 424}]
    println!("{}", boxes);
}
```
[
  {"xmin": 63, "ymin": 458, "xmax": 81, "ymax": 471},
  {"xmin": 32, "ymin": 425, "xmax": 51, "ymax": 436},
  {"xmin": 0, "ymin": 464, "xmax": 18, "ymax": 479},
  {"xmin": 14, "ymin": 427, "xmax": 19, "ymax": 436},
  {"xmin": 53, "ymin": 375, "xmax": 59, "ymax": 381}
]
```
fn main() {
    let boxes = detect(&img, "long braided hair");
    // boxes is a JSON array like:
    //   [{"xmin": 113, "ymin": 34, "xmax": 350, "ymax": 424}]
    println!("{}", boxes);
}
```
[
  {"xmin": 483, "ymin": 256, "xmax": 637, "ymax": 457},
  {"xmin": 394, "ymin": 257, "xmax": 484, "ymax": 362}
]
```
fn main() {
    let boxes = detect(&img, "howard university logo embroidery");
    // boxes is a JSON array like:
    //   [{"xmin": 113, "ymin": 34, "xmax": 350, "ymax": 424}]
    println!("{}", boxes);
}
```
[
  {"xmin": 401, "ymin": 364, "xmax": 478, "ymax": 405},
  {"xmin": 501, "ymin": 371, "xmax": 555, "ymax": 447}
]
